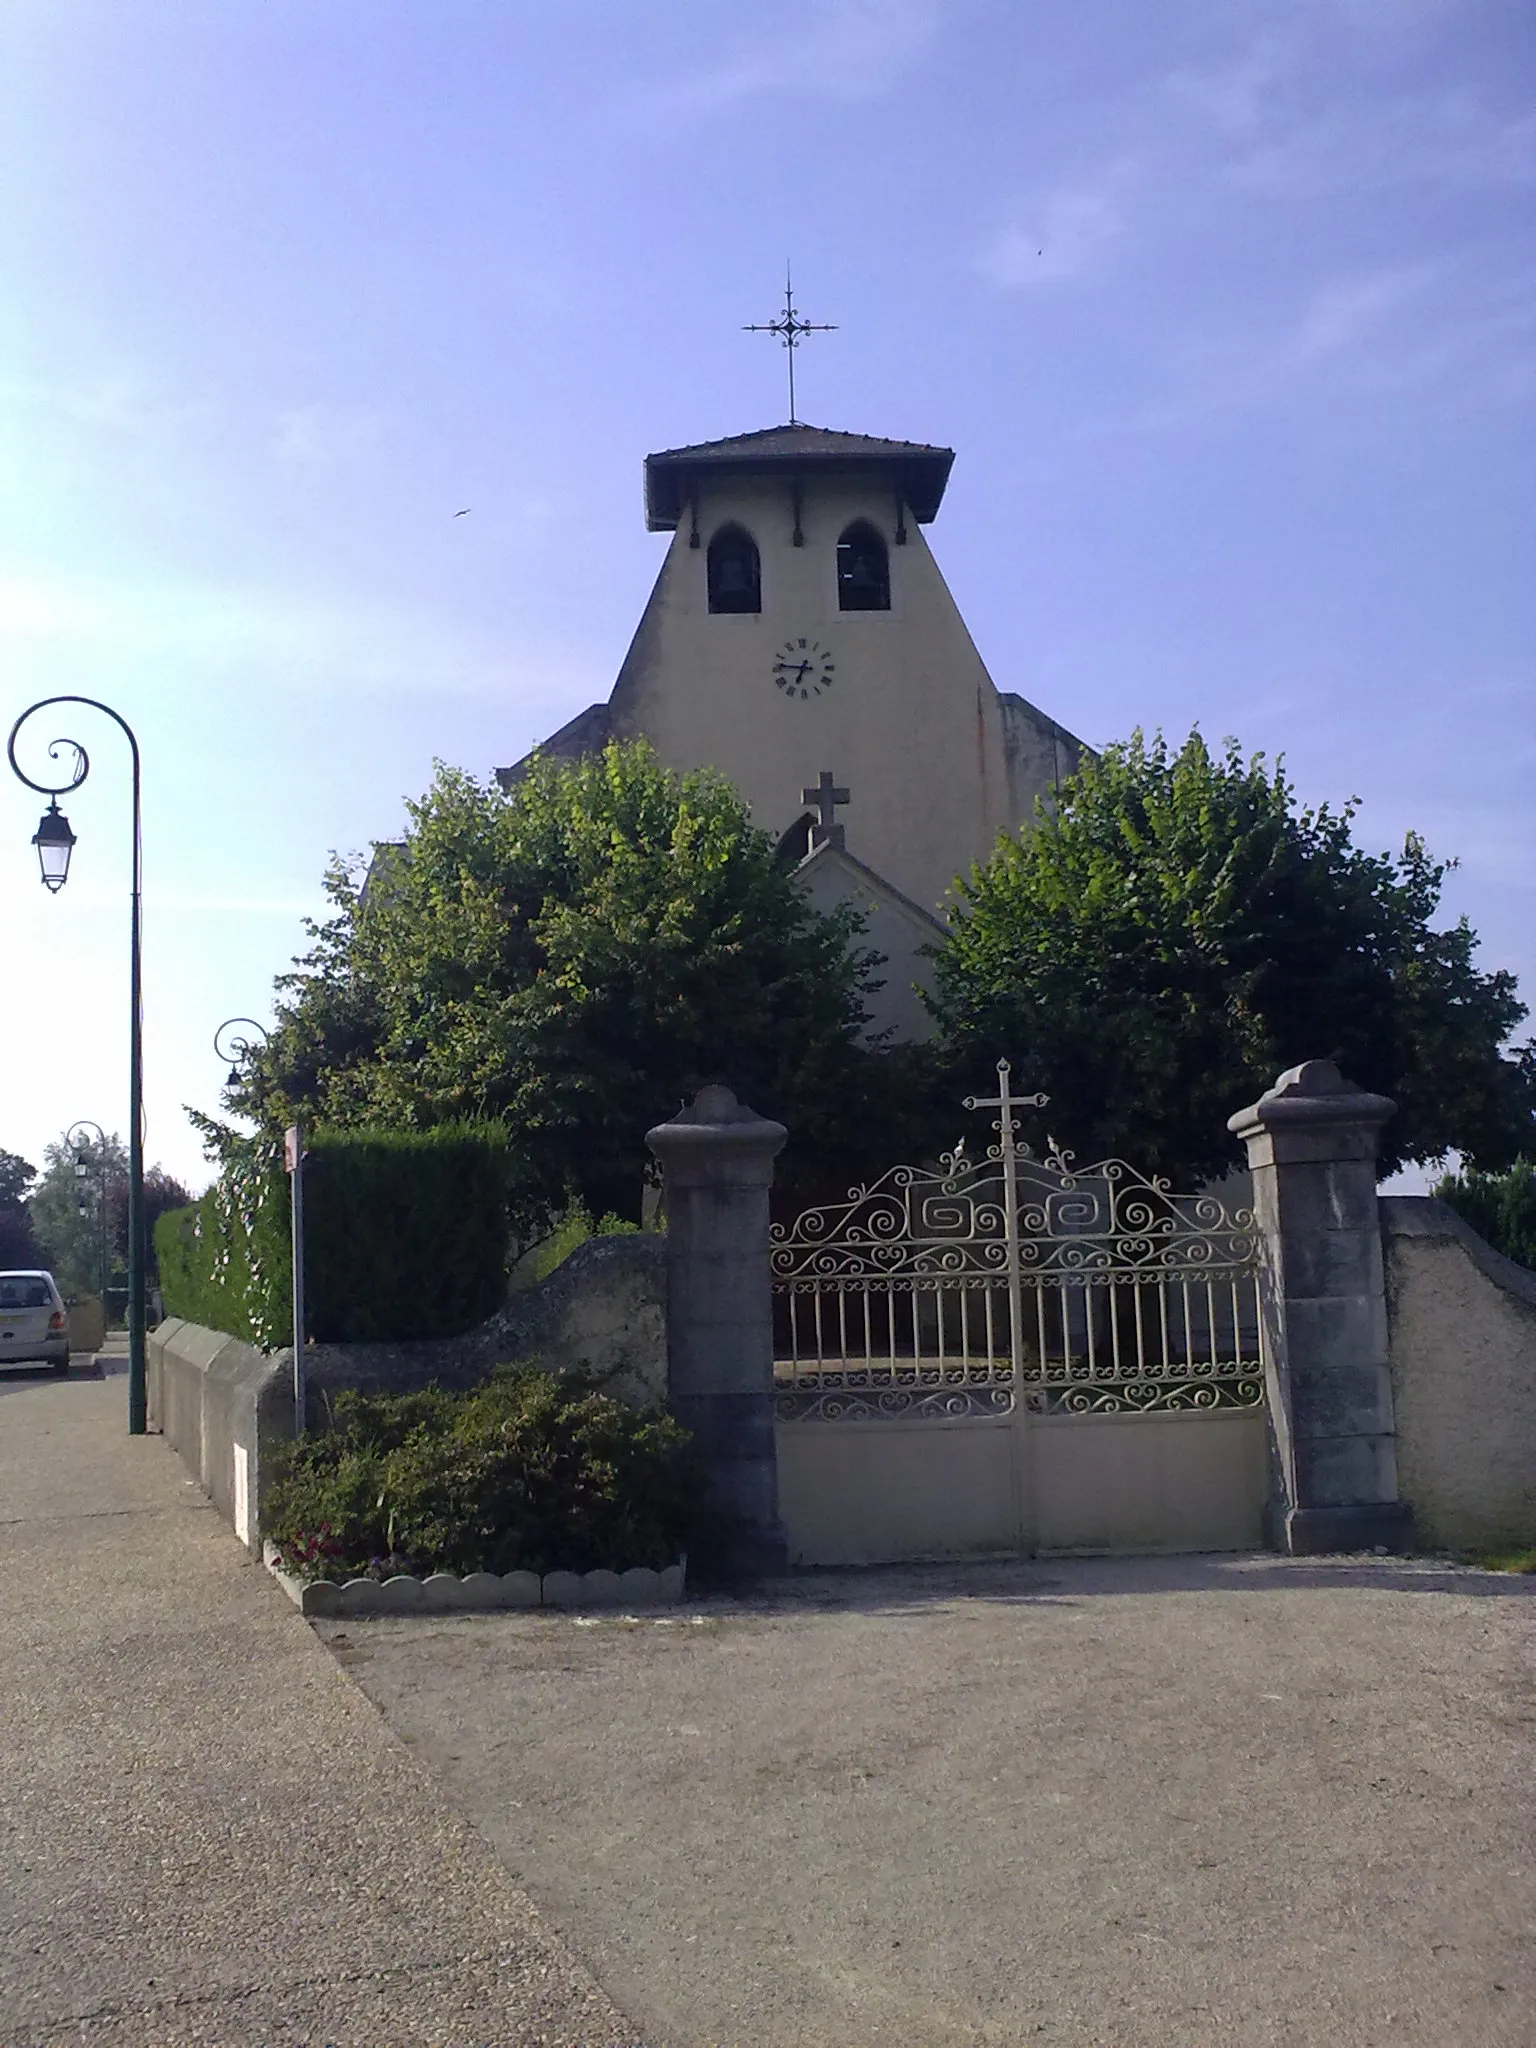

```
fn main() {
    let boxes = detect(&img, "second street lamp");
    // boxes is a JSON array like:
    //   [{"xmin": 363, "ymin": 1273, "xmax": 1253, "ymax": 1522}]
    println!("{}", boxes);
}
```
[
  {"xmin": 66, "ymin": 1120, "xmax": 111, "ymax": 1311},
  {"xmin": 214, "ymin": 1016, "xmax": 270, "ymax": 1093}
]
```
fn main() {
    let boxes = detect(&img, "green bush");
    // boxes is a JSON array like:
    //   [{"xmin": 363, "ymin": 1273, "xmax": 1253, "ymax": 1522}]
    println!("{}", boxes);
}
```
[
  {"xmin": 1433, "ymin": 1158, "xmax": 1536, "ymax": 1271},
  {"xmin": 509, "ymin": 1202, "xmax": 641, "ymax": 1293},
  {"xmin": 156, "ymin": 1122, "xmax": 513, "ymax": 1346},
  {"xmin": 264, "ymin": 1366, "xmax": 705, "ymax": 1578}
]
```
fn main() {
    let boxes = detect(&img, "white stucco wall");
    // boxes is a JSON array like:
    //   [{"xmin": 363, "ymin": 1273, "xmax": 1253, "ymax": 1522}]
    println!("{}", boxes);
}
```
[
  {"xmin": 1381, "ymin": 1196, "xmax": 1536, "ymax": 1550},
  {"xmin": 607, "ymin": 469, "xmax": 1077, "ymax": 916},
  {"xmin": 795, "ymin": 843, "xmax": 943, "ymax": 1043}
]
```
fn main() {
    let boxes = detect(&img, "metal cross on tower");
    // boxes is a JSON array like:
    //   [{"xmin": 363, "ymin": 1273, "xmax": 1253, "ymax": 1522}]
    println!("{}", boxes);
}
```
[
  {"xmin": 802, "ymin": 770, "xmax": 850, "ymax": 851},
  {"xmin": 745, "ymin": 266, "xmax": 836, "ymax": 425}
]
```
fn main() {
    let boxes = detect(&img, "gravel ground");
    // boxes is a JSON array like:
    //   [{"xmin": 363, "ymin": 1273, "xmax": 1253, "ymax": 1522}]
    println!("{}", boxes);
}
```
[
  {"xmin": 0, "ymin": 1367, "xmax": 644, "ymax": 2048},
  {"xmin": 323, "ymin": 1552, "xmax": 1536, "ymax": 2048}
]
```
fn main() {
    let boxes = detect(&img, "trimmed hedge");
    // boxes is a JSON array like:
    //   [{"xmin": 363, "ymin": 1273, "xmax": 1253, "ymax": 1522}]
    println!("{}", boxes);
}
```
[
  {"xmin": 1434, "ymin": 1157, "xmax": 1536, "ymax": 1272},
  {"xmin": 265, "ymin": 1366, "xmax": 703, "ymax": 1578},
  {"xmin": 156, "ymin": 1122, "xmax": 513, "ymax": 1347}
]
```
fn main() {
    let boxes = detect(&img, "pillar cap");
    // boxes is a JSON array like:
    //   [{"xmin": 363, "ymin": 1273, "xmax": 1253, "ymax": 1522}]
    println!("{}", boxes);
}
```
[
  {"xmin": 1228, "ymin": 1059, "xmax": 1396, "ymax": 1142},
  {"xmin": 646, "ymin": 1084, "xmax": 788, "ymax": 1180}
]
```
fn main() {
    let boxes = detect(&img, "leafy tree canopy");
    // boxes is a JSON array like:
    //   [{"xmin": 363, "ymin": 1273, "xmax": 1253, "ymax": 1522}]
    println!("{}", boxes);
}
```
[
  {"xmin": 929, "ymin": 729, "xmax": 1535, "ymax": 1184},
  {"xmin": 0, "ymin": 1148, "xmax": 39, "ymax": 1269},
  {"xmin": 27, "ymin": 1133, "xmax": 191, "ymax": 1301},
  {"xmin": 239, "ymin": 742, "xmax": 924, "ymax": 1224}
]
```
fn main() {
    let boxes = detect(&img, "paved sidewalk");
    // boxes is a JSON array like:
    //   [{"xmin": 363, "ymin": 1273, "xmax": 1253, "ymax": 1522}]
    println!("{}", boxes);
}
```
[{"xmin": 0, "ymin": 1368, "xmax": 643, "ymax": 2048}]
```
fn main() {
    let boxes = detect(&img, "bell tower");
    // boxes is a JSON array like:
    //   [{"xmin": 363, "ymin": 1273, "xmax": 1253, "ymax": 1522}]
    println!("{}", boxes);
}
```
[{"xmin": 509, "ymin": 422, "xmax": 1086, "ymax": 919}]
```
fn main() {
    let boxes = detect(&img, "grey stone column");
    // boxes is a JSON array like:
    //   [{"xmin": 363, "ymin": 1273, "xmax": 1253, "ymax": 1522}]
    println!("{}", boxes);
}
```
[
  {"xmin": 1228, "ymin": 1060, "xmax": 1413, "ymax": 1555},
  {"xmin": 646, "ymin": 1084, "xmax": 789, "ymax": 1576}
]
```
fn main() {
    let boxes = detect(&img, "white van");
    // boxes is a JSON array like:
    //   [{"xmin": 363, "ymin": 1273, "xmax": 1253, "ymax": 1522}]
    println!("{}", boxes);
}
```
[{"xmin": 0, "ymin": 1271, "xmax": 71, "ymax": 1373}]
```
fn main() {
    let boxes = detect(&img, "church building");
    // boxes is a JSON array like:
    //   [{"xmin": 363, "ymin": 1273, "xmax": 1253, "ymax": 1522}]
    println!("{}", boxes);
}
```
[{"xmin": 500, "ymin": 421, "xmax": 1087, "ymax": 1040}]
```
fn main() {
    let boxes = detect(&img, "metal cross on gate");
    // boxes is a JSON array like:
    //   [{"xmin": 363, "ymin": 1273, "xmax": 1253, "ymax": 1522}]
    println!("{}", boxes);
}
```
[
  {"xmin": 803, "ymin": 770, "xmax": 850, "ymax": 851},
  {"xmin": 963, "ymin": 1060, "xmax": 1050, "ymax": 1384}
]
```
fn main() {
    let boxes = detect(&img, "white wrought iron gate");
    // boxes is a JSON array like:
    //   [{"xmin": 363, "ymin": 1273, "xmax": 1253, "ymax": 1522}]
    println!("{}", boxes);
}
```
[{"xmin": 771, "ymin": 1063, "xmax": 1272, "ymax": 1563}]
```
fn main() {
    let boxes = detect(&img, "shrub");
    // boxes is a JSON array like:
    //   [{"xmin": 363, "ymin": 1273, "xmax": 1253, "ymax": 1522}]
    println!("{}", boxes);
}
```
[
  {"xmin": 264, "ymin": 1365, "xmax": 707, "ymax": 1578},
  {"xmin": 509, "ymin": 1202, "xmax": 641, "ymax": 1293},
  {"xmin": 156, "ymin": 1122, "xmax": 513, "ymax": 1346},
  {"xmin": 1433, "ymin": 1158, "xmax": 1536, "ymax": 1271}
]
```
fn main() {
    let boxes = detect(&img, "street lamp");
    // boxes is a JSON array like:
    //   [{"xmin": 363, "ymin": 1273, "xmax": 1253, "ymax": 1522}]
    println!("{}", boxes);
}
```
[
  {"xmin": 8, "ymin": 698, "xmax": 148, "ymax": 1435},
  {"xmin": 212, "ymin": 1017, "xmax": 303, "ymax": 1432},
  {"xmin": 66, "ymin": 1119, "xmax": 111, "ymax": 1310},
  {"xmin": 213, "ymin": 1016, "xmax": 270, "ymax": 1092}
]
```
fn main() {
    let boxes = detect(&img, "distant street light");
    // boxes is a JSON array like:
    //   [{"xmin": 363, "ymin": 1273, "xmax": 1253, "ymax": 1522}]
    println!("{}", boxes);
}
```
[
  {"xmin": 214, "ymin": 1016, "xmax": 270, "ymax": 1092},
  {"xmin": 66, "ymin": 1119, "xmax": 111, "ymax": 1309},
  {"xmin": 8, "ymin": 697, "xmax": 148, "ymax": 1434}
]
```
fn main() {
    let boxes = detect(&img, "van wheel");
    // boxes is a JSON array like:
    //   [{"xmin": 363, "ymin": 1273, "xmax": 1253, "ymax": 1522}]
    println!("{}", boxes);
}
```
[{"xmin": 52, "ymin": 1353, "xmax": 71, "ymax": 1376}]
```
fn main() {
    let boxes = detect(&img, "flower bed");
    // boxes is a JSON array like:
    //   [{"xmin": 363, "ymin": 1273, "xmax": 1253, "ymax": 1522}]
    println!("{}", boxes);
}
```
[{"xmin": 264, "ymin": 1543, "xmax": 685, "ymax": 1616}]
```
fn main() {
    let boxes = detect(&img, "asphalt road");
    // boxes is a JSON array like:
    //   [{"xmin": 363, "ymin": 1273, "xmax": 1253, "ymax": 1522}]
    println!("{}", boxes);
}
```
[{"xmin": 324, "ymin": 1553, "xmax": 1536, "ymax": 2048}]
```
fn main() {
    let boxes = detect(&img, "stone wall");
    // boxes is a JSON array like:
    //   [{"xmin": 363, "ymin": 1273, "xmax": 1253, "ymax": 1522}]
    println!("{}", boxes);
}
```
[
  {"xmin": 1382, "ymin": 1196, "xmax": 1536, "ymax": 1550},
  {"xmin": 302, "ymin": 1231, "xmax": 666, "ymax": 1415},
  {"xmin": 148, "ymin": 1231, "xmax": 666, "ymax": 1552}
]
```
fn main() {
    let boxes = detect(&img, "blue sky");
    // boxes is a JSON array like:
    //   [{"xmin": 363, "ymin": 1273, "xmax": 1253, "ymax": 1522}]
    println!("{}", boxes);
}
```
[{"xmin": 2, "ymin": 0, "xmax": 1532, "ymax": 1193}]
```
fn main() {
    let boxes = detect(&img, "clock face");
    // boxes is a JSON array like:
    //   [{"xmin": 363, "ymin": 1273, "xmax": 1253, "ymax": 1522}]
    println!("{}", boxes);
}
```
[{"xmin": 772, "ymin": 636, "xmax": 835, "ymax": 699}]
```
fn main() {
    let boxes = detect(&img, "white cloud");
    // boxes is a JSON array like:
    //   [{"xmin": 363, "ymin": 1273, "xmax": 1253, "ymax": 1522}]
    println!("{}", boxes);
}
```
[
  {"xmin": 1230, "ymin": 93, "xmax": 1536, "ymax": 197},
  {"xmin": 1112, "ymin": 259, "xmax": 1536, "ymax": 429},
  {"xmin": 0, "ymin": 567, "xmax": 581, "ymax": 706},
  {"xmin": 983, "ymin": 161, "xmax": 1138, "ymax": 289},
  {"xmin": 272, "ymin": 403, "xmax": 384, "ymax": 469},
  {"xmin": 634, "ymin": 0, "xmax": 935, "ymax": 117},
  {"xmin": 1166, "ymin": 33, "xmax": 1296, "ymax": 139},
  {"xmin": 0, "ymin": 365, "xmax": 217, "ymax": 441},
  {"xmin": 1287, "ymin": 264, "xmax": 1435, "ymax": 365}
]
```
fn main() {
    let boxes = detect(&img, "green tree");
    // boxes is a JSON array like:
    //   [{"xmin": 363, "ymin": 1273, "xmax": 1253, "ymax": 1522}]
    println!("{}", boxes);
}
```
[
  {"xmin": 239, "ymin": 742, "xmax": 925, "ymax": 1224},
  {"xmin": 27, "ymin": 1133, "xmax": 192, "ymax": 1304},
  {"xmin": 0, "ymin": 1149, "xmax": 39, "ymax": 1269},
  {"xmin": 1433, "ymin": 1159, "xmax": 1536, "ymax": 1270},
  {"xmin": 930, "ymin": 730, "xmax": 1535, "ymax": 1184}
]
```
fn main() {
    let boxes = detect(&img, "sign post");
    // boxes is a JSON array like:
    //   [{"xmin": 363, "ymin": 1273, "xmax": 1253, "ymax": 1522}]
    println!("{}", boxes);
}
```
[{"xmin": 283, "ymin": 1124, "xmax": 306, "ymax": 1433}]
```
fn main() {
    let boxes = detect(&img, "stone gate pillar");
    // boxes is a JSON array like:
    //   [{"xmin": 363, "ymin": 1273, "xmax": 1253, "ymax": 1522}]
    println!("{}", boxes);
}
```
[
  {"xmin": 646, "ymin": 1084, "xmax": 789, "ymax": 1576},
  {"xmin": 1228, "ymin": 1060, "xmax": 1413, "ymax": 1555}
]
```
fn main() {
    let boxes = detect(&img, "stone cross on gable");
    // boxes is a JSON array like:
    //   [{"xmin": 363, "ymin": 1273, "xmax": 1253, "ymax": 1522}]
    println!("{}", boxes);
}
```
[{"xmin": 803, "ymin": 770, "xmax": 850, "ymax": 851}]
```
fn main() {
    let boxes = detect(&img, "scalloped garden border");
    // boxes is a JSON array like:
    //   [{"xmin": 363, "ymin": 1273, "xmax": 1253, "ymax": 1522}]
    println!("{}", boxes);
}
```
[{"xmin": 263, "ymin": 1544, "xmax": 685, "ymax": 1617}]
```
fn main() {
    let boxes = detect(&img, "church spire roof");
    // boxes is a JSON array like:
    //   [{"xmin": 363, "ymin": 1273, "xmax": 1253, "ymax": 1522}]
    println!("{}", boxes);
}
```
[{"xmin": 644, "ymin": 423, "xmax": 955, "ymax": 531}]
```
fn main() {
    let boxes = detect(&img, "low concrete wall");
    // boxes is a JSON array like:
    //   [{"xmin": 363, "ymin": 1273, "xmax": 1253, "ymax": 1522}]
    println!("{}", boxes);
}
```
[
  {"xmin": 776, "ymin": 1406, "xmax": 1270, "ymax": 1567},
  {"xmin": 148, "ymin": 1318, "xmax": 293, "ymax": 1552},
  {"xmin": 1033, "ymin": 1409, "xmax": 1268, "ymax": 1555},
  {"xmin": 148, "ymin": 1232, "xmax": 667, "ymax": 1552},
  {"xmin": 777, "ymin": 1417, "xmax": 1017, "ymax": 1567},
  {"xmin": 1381, "ymin": 1196, "xmax": 1536, "ymax": 1550}
]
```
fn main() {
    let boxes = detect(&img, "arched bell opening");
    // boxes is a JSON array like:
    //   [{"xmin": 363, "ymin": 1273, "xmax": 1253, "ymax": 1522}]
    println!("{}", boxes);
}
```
[{"xmin": 707, "ymin": 524, "xmax": 762, "ymax": 614}]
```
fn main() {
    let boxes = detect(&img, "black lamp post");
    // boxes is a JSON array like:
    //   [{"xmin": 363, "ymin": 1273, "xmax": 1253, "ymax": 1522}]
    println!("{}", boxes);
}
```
[
  {"xmin": 9, "ymin": 699, "xmax": 148, "ymax": 1434},
  {"xmin": 66, "ymin": 1119, "xmax": 111, "ymax": 1309}
]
